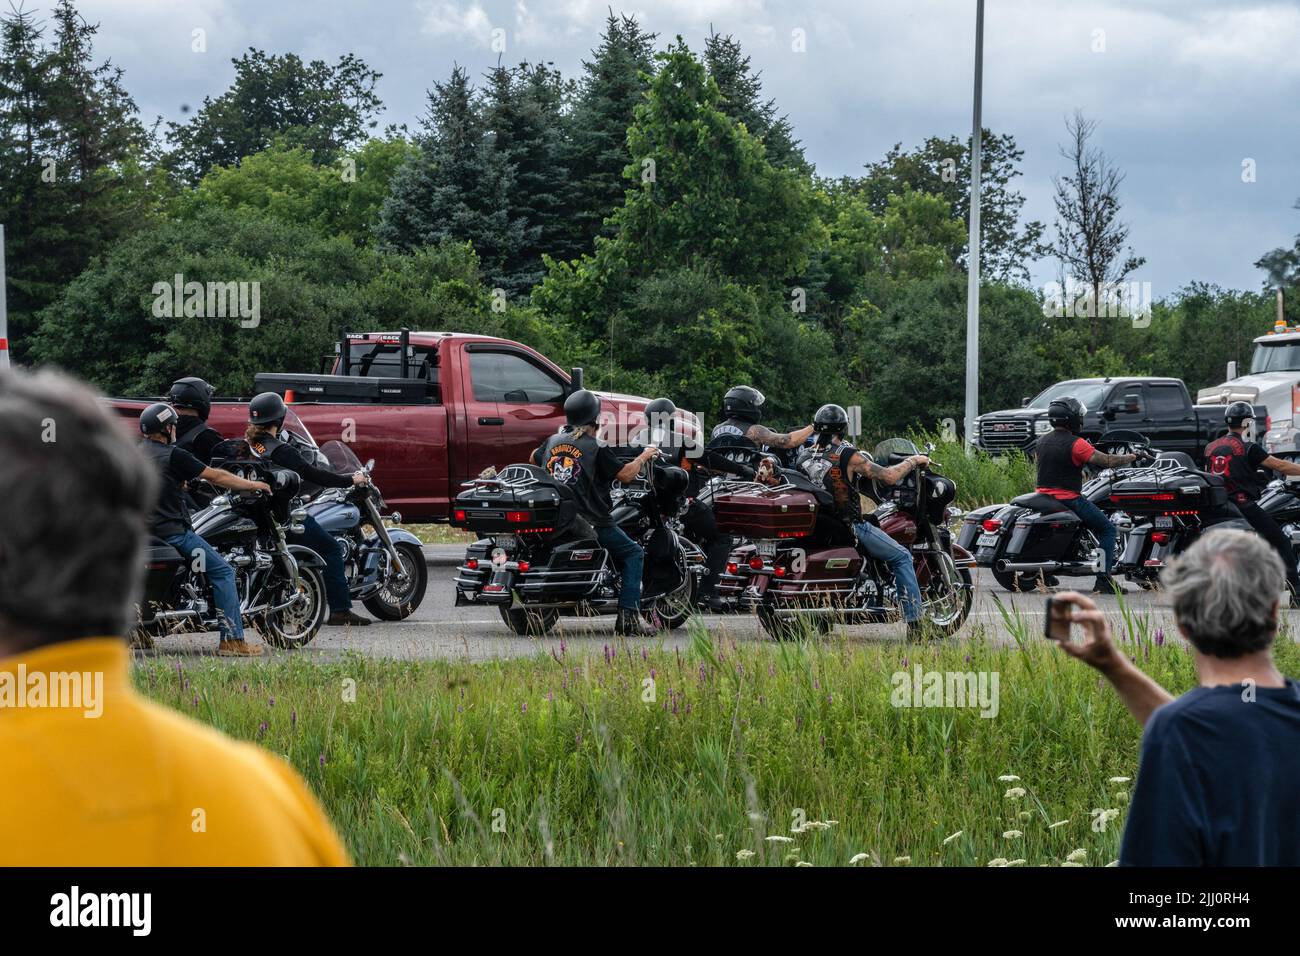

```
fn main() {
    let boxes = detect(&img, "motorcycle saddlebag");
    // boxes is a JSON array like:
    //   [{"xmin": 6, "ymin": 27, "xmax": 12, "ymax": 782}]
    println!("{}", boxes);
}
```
[
  {"xmin": 451, "ymin": 464, "xmax": 577, "ymax": 535},
  {"xmin": 1109, "ymin": 471, "xmax": 1227, "ymax": 515},
  {"xmin": 1006, "ymin": 509, "xmax": 1082, "ymax": 563},
  {"xmin": 712, "ymin": 487, "xmax": 819, "ymax": 537},
  {"xmin": 141, "ymin": 537, "xmax": 185, "ymax": 606}
]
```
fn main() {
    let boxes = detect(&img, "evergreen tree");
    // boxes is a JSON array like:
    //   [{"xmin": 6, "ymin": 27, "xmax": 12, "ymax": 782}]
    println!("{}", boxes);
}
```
[
  {"xmin": 703, "ymin": 29, "xmax": 807, "ymax": 173},
  {"xmin": 376, "ymin": 66, "xmax": 527, "ymax": 293},
  {"xmin": 563, "ymin": 12, "xmax": 657, "ymax": 250}
]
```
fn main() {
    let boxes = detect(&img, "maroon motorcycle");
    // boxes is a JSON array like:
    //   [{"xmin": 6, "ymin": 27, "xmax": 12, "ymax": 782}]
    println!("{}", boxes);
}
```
[{"xmin": 708, "ymin": 438, "xmax": 973, "ymax": 639}]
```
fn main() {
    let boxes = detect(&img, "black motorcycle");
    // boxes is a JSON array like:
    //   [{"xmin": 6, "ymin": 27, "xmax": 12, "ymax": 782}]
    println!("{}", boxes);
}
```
[
  {"xmin": 133, "ymin": 445, "xmax": 329, "ymax": 650},
  {"xmin": 302, "ymin": 440, "xmax": 429, "ymax": 620},
  {"xmin": 959, "ymin": 438, "xmax": 1156, "ymax": 592},
  {"xmin": 451, "ymin": 458, "xmax": 705, "ymax": 635}
]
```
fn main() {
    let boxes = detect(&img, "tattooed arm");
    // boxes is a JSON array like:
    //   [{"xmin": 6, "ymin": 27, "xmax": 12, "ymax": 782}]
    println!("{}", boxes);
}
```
[
  {"xmin": 746, "ymin": 423, "xmax": 815, "ymax": 450},
  {"xmin": 848, "ymin": 451, "xmax": 929, "ymax": 487},
  {"xmin": 1087, "ymin": 450, "xmax": 1138, "ymax": 469}
]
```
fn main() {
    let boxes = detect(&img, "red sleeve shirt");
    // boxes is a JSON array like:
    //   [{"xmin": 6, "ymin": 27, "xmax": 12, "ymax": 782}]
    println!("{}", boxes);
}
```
[{"xmin": 1071, "ymin": 438, "xmax": 1096, "ymax": 467}]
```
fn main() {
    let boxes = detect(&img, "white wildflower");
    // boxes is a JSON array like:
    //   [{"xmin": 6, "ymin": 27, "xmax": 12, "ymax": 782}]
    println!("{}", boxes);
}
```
[
  {"xmin": 848, "ymin": 853, "xmax": 870, "ymax": 865},
  {"xmin": 794, "ymin": 860, "xmax": 814, "ymax": 867},
  {"xmin": 1002, "ymin": 830, "xmax": 1023, "ymax": 839},
  {"xmin": 1107, "ymin": 776, "xmax": 1131, "ymax": 784},
  {"xmin": 997, "ymin": 775, "xmax": 1021, "ymax": 782},
  {"xmin": 765, "ymin": 835, "xmax": 794, "ymax": 843},
  {"xmin": 735, "ymin": 849, "xmax": 755, "ymax": 861},
  {"xmin": 1066, "ymin": 848, "xmax": 1087, "ymax": 863},
  {"xmin": 1004, "ymin": 787, "xmax": 1027, "ymax": 799},
  {"xmin": 1048, "ymin": 819, "xmax": 1071, "ymax": 830},
  {"xmin": 942, "ymin": 830, "xmax": 964, "ymax": 846},
  {"xmin": 987, "ymin": 858, "xmax": 1009, "ymax": 867},
  {"xmin": 892, "ymin": 855, "xmax": 911, "ymax": 865}
]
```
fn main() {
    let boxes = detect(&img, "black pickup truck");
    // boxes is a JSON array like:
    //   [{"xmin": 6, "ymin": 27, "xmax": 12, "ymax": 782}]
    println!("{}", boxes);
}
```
[{"xmin": 972, "ymin": 377, "xmax": 1268, "ymax": 462}]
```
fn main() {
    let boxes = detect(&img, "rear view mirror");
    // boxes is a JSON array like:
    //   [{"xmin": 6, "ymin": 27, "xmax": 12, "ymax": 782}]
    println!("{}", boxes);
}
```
[
  {"xmin": 1021, "ymin": 397, "xmax": 1030, "ymax": 407},
  {"xmin": 569, "ymin": 367, "xmax": 584, "ymax": 391}
]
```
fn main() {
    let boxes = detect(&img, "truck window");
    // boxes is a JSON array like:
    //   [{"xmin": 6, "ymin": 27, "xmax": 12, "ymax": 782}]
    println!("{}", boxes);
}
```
[
  {"xmin": 1250, "ymin": 342, "xmax": 1300, "ymax": 374},
  {"xmin": 1146, "ymin": 384, "xmax": 1187, "ymax": 415},
  {"xmin": 346, "ymin": 343, "xmax": 438, "ymax": 382},
  {"xmin": 469, "ymin": 352, "xmax": 565, "ymax": 404}
]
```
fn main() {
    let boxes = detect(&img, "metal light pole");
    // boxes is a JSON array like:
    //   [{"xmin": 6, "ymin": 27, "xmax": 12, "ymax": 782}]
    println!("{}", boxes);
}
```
[
  {"xmin": 963, "ymin": 0, "xmax": 985, "ymax": 448},
  {"xmin": 0, "ymin": 225, "xmax": 9, "ymax": 371}
]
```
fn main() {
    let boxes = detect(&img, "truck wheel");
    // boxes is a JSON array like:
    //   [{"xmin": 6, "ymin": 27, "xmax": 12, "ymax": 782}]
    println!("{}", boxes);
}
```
[
  {"xmin": 499, "ymin": 606, "xmax": 558, "ymax": 636},
  {"xmin": 363, "ymin": 542, "xmax": 428, "ymax": 621}
]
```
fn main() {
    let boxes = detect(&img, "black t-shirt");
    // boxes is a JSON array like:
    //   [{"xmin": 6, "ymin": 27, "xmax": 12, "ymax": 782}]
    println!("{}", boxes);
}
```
[
  {"xmin": 539, "ymin": 431, "xmax": 622, "ymax": 527},
  {"xmin": 1120, "ymin": 678, "xmax": 1300, "ymax": 866},
  {"xmin": 141, "ymin": 439, "xmax": 206, "ymax": 538}
]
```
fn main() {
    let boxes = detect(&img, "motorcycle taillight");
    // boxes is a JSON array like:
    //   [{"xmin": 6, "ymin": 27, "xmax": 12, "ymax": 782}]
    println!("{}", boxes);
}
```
[
  {"xmin": 1151, "ymin": 532, "xmax": 1170, "ymax": 545},
  {"xmin": 981, "ymin": 518, "xmax": 1002, "ymax": 533}
]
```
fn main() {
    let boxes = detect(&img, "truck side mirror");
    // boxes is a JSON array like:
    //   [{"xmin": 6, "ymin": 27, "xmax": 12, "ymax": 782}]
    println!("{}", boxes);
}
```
[
  {"xmin": 569, "ymin": 367, "xmax": 584, "ymax": 391},
  {"xmin": 1020, "ymin": 397, "xmax": 1030, "ymax": 407},
  {"xmin": 1123, "ymin": 393, "xmax": 1141, "ymax": 414}
]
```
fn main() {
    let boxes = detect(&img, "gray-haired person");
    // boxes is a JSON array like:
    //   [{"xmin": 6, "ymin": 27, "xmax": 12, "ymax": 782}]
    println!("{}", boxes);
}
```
[{"xmin": 1049, "ymin": 528, "xmax": 1300, "ymax": 866}]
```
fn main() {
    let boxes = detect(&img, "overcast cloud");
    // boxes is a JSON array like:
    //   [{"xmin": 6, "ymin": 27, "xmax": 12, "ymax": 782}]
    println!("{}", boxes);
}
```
[{"xmin": 64, "ymin": 0, "xmax": 1300, "ymax": 296}]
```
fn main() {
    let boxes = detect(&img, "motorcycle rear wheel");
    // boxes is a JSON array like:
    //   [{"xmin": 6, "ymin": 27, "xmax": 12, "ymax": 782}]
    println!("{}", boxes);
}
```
[
  {"xmin": 644, "ymin": 572, "xmax": 697, "ymax": 631},
  {"xmin": 258, "ymin": 565, "xmax": 328, "ymax": 649},
  {"xmin": 499, "ymin": 606, "xmax": 559, "ymax": 636},
  {"xmin": 363, "ymin": 541, "xmax": 429, "ymax": 621}
]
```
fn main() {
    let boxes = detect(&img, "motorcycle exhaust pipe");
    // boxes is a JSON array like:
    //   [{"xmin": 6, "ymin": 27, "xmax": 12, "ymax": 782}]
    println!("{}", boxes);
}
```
[
  {"xmin": 145, "ymin": 609, "xmax": 202, "ymax": 622},
  {"xmin": 995, "ymin": 559, "xmax": 1098, "ymax": 574}
]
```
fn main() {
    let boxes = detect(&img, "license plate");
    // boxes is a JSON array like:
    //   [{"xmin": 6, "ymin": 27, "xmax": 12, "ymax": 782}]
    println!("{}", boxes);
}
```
[
  {"xmin": 756, "ymin": 539, "xmax": 777, "ymax": 557},
  {"xmin": 977, "ymin": 534, "xmax": 1000, "ymax": 547},
  {"xmin": 1154, "ymin": 517, "xmax": 1173, "ymax": 529},
  {"xmin": 493, "ymin": 534, "xmax": 519, "ymax": 550}
]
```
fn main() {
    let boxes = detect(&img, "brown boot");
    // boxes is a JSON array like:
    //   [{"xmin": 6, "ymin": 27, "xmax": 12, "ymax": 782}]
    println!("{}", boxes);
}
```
[{"xmin": 218, "ymin": 638, "xmax": 264, "ymax": 657}]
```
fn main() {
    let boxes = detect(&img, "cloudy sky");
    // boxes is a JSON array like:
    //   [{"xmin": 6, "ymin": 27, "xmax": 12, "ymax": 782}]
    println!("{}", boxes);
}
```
[{"xmin": 68, "ymin": 0, "xmax": 1300, "ymax": 296}]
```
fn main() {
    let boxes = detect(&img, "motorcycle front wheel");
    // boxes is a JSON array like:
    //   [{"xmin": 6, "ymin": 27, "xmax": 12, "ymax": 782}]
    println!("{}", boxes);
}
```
[
  {"xmin": 921, "ymin": 552, "xmax": 973, "ymax": 636},
  {"xmin": 363, "ymin": 541, "xmax": 429, "ymax": 621},
  {"xmin": 258, "ymin": 565, "xmax": 329, "ymax": 649}
]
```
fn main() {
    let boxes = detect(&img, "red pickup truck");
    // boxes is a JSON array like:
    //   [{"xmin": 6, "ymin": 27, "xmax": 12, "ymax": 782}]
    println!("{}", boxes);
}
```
[{"xmin": 110, "ymin": 331, "xmax": 649, "ymax": 522}]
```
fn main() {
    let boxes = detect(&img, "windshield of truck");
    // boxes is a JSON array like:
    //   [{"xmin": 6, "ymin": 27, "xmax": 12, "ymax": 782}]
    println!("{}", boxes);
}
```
[
  {"xmin": 1250, "ymin": 341, "xmax": 1300, "ymax": 374},
  {"xmin": 1028, "ymin": 381, "xmax": 1109, "ymax": 410}
]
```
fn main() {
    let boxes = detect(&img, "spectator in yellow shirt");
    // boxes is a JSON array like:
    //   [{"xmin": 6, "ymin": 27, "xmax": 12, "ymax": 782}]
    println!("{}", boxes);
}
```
[{"xmin": 0, "ymin": 369, "xmax": 349, "ymax": 866}]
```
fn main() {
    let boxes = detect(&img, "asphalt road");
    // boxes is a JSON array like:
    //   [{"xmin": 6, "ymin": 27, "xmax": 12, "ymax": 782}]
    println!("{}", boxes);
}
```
[{"xmin": 135, "ymin": 544, "xmax": 1226, "ymax": 663}]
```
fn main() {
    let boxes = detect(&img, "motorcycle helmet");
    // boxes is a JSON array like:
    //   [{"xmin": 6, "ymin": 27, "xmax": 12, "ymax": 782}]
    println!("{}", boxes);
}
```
[
  {"xmin": 168, "ymin": 376, "xmax": 215, "ymax": 419},
  {"xmin": 564, "ymin": 389, "xmax": 602, "ymax": 429},
  {"xmin": 813, "ymin": 403, "xmax": 850, "ymax": 445},
  {"xmin": 1224, "ymin": 401, "xmax": 1253, "ymax": 428},
  {"xmin": 644, "ymin": 397, "xmax": 677, "ymax": 447},
  {"xmin": 722, "ymin": 385, "xmax": 765, "ymax": 425},
  {"xmin": 139, "ymin": 402, "xmax": 179, "ymax": 438},
  {"xmin": 248, "ymin": 391, "xmax": 287, "ymax": 429},
  {"xmin": 1047, "ymin": 397, "xmax": 1086, "ymax": 435}
]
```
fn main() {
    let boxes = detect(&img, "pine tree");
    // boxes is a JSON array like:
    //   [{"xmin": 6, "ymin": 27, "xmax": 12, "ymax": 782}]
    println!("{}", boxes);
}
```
[
  {"xmin": 563, "ymin": 13, "xmax": 657, "ymax": 250},
  {"xmin": 703, "ymin": 29, "xmax": 807, "ymax": 173},
  {"xmin": 377, "ymin": 66, "xmax": 526, "ymax": 294}
]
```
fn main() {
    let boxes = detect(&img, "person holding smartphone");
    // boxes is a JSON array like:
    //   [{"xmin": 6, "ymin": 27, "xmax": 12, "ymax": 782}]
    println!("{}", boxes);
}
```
[{"xmin": 1046, "ymin": 529, "xmax": 1300, "ymax": 866}]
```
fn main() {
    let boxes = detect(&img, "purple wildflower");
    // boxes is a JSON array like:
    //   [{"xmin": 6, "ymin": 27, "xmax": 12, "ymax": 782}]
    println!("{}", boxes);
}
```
[{"xmin": 319, "ymin": 754, "xmax": 327, "ymax": 768}]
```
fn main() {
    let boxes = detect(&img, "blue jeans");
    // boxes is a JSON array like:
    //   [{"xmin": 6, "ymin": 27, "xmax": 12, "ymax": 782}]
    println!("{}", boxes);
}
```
[
  {"xmin": 597, "ymin": 525, "xmax": 644, "ymax": 610},
  {"xmin": 166, "ymin": 530, "xmax": 243, "ymax": 642},
  {"xmin": 289, "ymin": 515, "xmax": 352, "ymax": 614},
  {"xmin": 853, "ymin": 520, "xmax": 923, "ymax": 624},
  {"xmin": 1061, "ymin": 496, "xmax": 1116, "ymax": 573}
]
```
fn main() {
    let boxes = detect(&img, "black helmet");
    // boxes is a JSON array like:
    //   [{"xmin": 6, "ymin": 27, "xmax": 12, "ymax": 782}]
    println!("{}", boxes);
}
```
[
  {"xmin": 564, "ymin": 389, "xmax": 602, "ymax": 429},
  {"xmin": 813, "ymin": 403, "xmax": 850, "ymax": 441},
  {"xmin": 722, "ymin": 385, "xmax": 765, "ymax": 424},
  {"xmin": 1047, "ymin": 397, "xmax": 1086, "ymax": 434},
  {"xmin": 248, "ymin": 391, "xmax": 287, "ymax": 428},
  {"xmin": 139, "ymin": 402, "xmax": 179, "ymax": 438},
  {"xmin": 644, "ymin": 397, "xmax": 676, "ymax": 419},
  {"xmin": 1225, "ymin": 401, "xmax": 1253, "ymax": 428},
  {"xmin": 168, "ymin": 376, "xmax": 215, "ymax": 419},
  {"xmin": 644, "ymin": 397, "xmax": 677, "ymax": 446}
]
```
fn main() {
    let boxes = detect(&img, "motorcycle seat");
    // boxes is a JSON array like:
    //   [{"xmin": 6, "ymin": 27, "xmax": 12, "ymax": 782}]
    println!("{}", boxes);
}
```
[
  {"xmin": 1156, "ymin": 452, "xmax": 1196, "ymax": 469},
  {"xmin": 1010, "ymin": 492, "xmax": 1074, "ymax": 514}
]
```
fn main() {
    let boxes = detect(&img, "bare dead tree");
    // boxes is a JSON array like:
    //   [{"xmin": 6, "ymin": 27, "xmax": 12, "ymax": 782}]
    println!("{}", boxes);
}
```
[{"xmin": 1045, "ymin": 110, "xmax": 1146, "ymax": 353}]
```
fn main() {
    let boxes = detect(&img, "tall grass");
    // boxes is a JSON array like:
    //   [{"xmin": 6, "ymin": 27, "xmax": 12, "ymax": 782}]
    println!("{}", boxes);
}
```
[{"xmin": 134, "ymin": 624, "xmax": 1297, "ymax": 866}]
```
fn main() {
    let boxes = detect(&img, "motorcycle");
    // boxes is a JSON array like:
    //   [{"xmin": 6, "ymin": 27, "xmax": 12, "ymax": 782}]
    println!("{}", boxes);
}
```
[
  {"xmin": 302, "ymin": 440, "xmax": 428, "ymax": 620},
  {"xmin": 132, "ymin": 438, "xmax": 329, "ymax": 650},
  {"xmin": 1112, "ymin": 452, "xmax": 1251, "ymax": 585},
  {"xmin": 451, "ymin": 456, "xmax": 705, "ymax": 635},
  {"xmin": 1260, "ymin": 474, "xmax": 1300, "ymax": 578},
  {"xmin": 958, "ymin": 436, "xmax": 1155, "ymax": 592},
  {"xmin": 712, "ymin": 437, "xmax": 973, "ymax": 640}
]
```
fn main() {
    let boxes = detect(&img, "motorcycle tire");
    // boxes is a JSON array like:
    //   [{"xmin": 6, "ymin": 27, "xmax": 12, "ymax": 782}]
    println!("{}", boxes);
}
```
[
  {"xmin": 644, "ymin": 570, "xmax": 697, "ymax": 631},
  {"xmin": 258, "ymin": 565, "xmax": 329, "ymax": 649},
  {"xmin": 499, "ymin": 606, "xmax": 559, "ymax": 636},
  {"xmin": 922, "ymin": 556, "xmax": 973, "ymax": 636},
  {"xmin": 363, "ymin": 541, "xmax": 429, "ymax": 621}
]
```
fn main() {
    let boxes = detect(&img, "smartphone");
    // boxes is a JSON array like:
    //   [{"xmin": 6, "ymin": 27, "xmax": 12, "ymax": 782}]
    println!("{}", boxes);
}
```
[{"xmin": 1044, "ymin": 596, "xmax": 1071, "ymax": 641}]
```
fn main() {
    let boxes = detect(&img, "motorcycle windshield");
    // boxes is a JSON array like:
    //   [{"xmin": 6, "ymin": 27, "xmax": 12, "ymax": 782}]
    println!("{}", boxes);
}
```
[
  {"xmin": 281, "ymin": 408, "xmax": 315, "ymax": 448},
  {"xmin": 320, "ymin": 440, "xmax": 363, "ymax": 474},
  {"xmin": 210, "ymin": 438, "xmax": 253, "ymax": 464},
  {"xmin": 874, "ymin": 437, "xmax": 919, "ymax": 460}
]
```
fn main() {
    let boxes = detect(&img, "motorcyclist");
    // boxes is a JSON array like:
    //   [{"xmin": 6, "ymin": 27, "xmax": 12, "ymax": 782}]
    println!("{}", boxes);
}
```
[
  {"xmin": 138, "ymin": 402, "xmax": 271, "ymax": 656},
  {"xmin": 1035, "ymin": 397, "xmax": 1140, "ymax": 594},
  {"xmin": 632, "ymin": 397, "xmax": 750, "ymax": 612},
  {"xmin": 798, "ymin": 404, "xmax": 930, "ymax": 637},
  {"xmin": 244, "ymin": 392, "xmax": 372, "ymax": 627},
  {"xmin": 706, "ymin": 386, "xmax": 815, "ymax": 469},
  {"xmin": 537, "ymin": 389, "xmax": 661, "ymax": 636},
  {"xmin": 1205, "ymin": 401, "xmax": 1300, "ymax": 595},
  {"xmin": 168, "ymin": 376, "xmax": 224, "ymax": 509}
]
